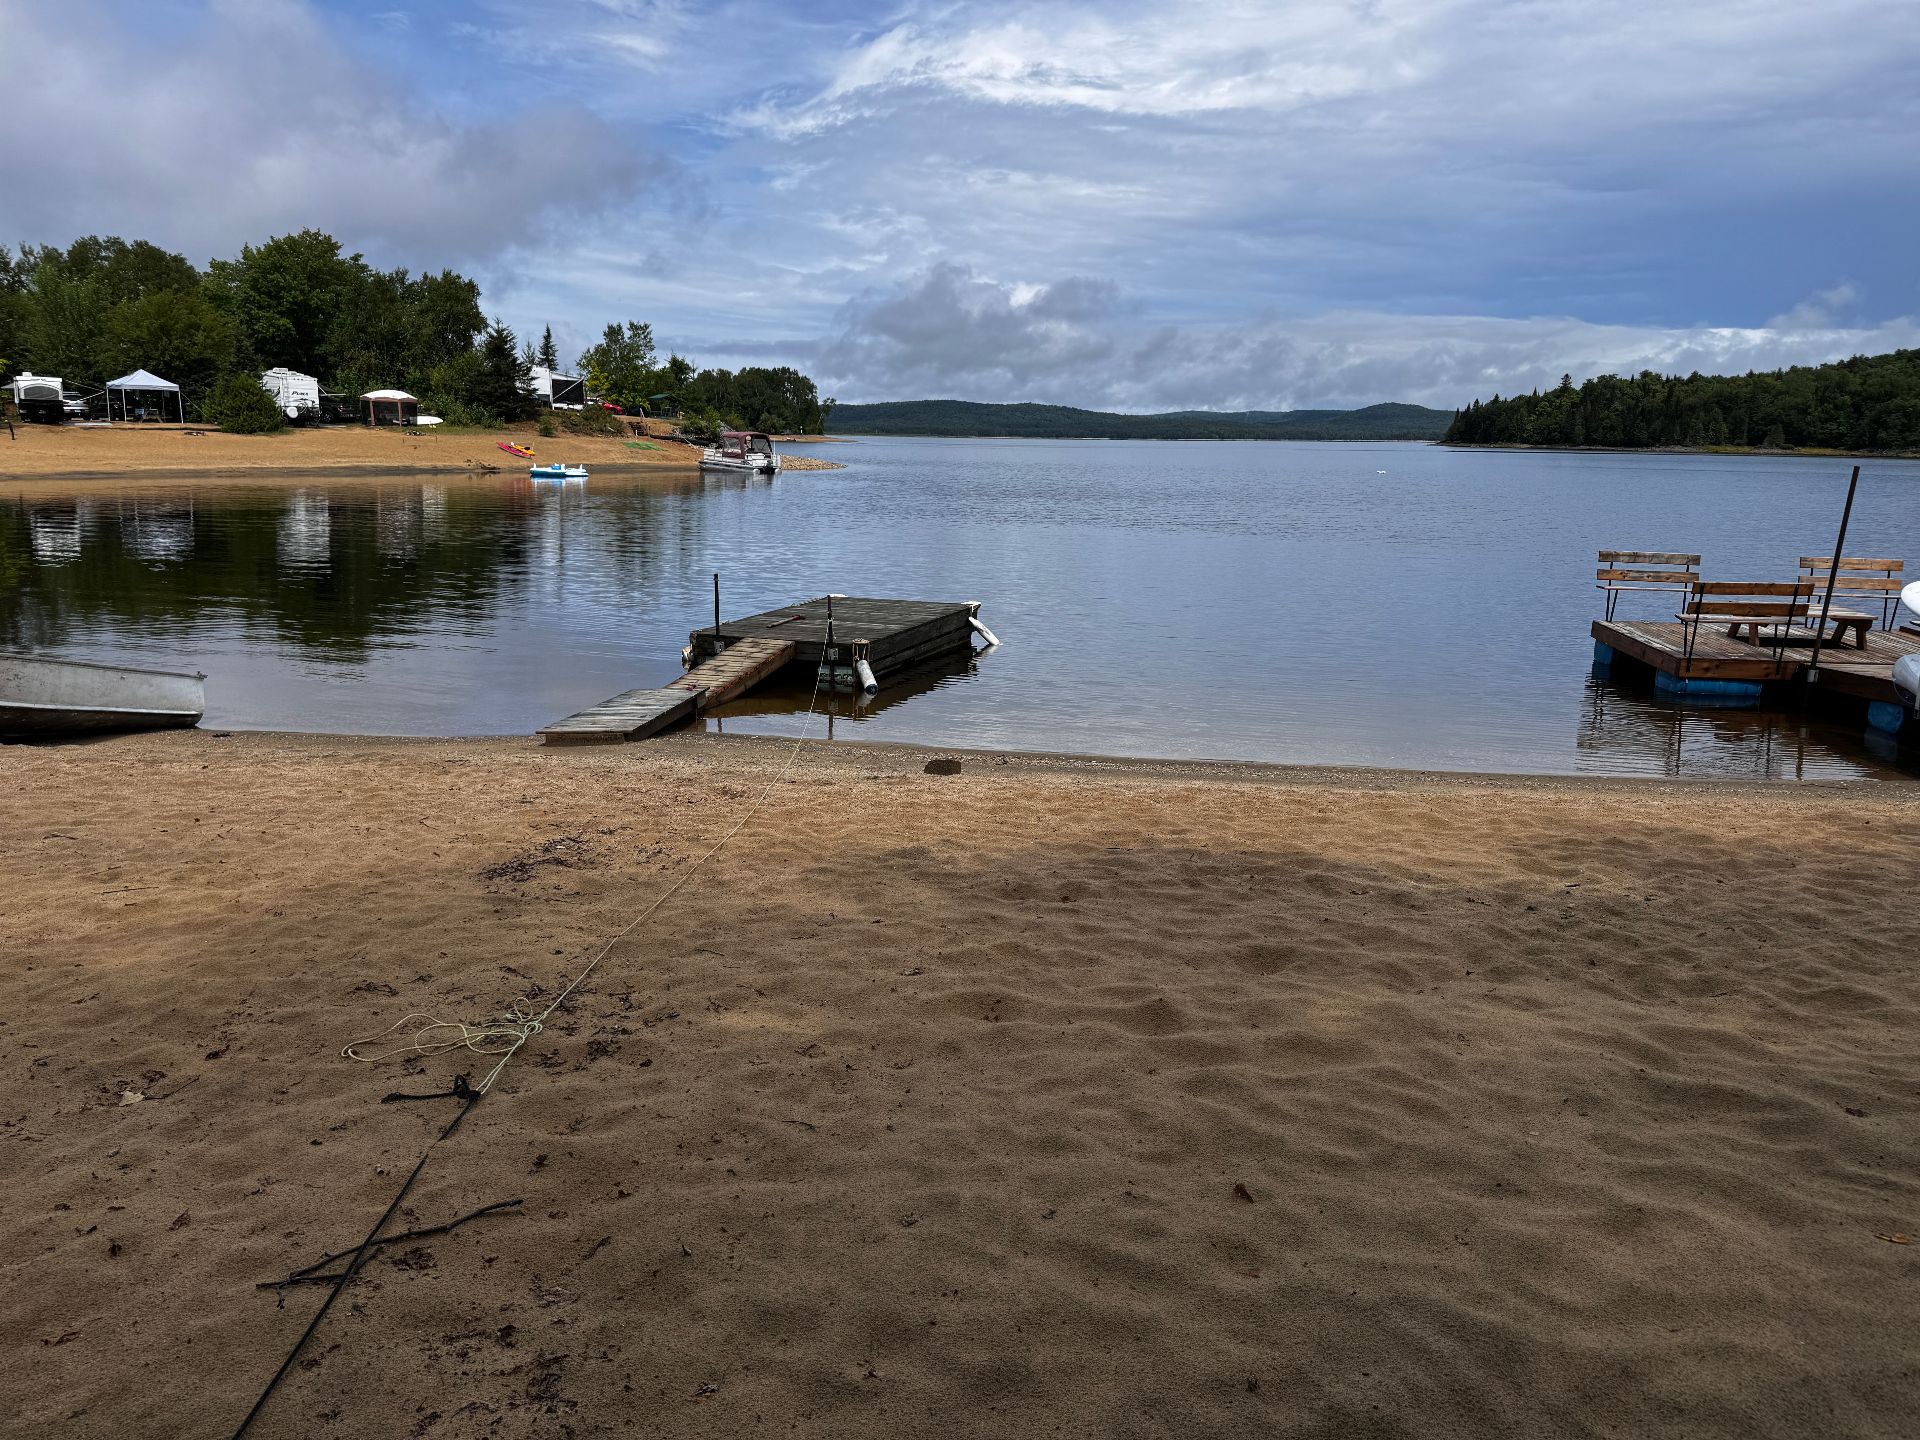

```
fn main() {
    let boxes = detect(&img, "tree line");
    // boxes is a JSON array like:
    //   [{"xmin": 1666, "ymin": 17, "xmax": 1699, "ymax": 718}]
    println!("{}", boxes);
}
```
[
  {"xmin": 1443, "ymin": 350, "xmax": 1920, "ymax": 452},
  {"xmin": 0, "ymin": 230, "xmax": 831, "ymax": 435},
  {"xmin": 827, "ymin": 399, "xmax": 1454, "ymax": 440}
]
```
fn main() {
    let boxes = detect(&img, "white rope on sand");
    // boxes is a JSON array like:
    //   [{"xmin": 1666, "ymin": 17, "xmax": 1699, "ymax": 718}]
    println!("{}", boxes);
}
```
[{"xmin": 341, "ymin": 665, "xmax": 827, "ymax": 1095}]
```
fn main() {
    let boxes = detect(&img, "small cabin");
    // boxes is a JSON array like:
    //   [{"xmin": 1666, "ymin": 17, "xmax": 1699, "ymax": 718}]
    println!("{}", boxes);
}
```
[
  {"xmin": 360, "ymin": 389, "xmax": 419, "ymax": 426},
  {"xmin": 528, "ymin": 366, "xmax": 585, "ymax": 410}
]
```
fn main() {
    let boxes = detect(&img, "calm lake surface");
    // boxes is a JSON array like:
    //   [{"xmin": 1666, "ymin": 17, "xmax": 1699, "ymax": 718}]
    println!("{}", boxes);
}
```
[{"xmin": 5, "ymin": 439, "xmax": 1918, "ymax": 778}]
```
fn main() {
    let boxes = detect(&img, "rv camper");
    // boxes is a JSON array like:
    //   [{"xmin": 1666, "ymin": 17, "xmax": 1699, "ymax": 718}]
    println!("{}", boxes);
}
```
[
  {"xmin": 260, "ymin": 367, "xmax": 322, "ymax": 423},
  {"xmin": 528, "ymin": 366, "xmax": 586, "ymax": 410},
  {"xmin": 8, "ymin": 373, "xmax": 66, "ymax": 424}
]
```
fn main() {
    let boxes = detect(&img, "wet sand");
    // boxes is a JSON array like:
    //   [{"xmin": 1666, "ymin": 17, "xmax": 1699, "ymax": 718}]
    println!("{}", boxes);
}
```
[{"xmin": 3, "ymin": 730, "xmax": 1917, "ymax": 1438}]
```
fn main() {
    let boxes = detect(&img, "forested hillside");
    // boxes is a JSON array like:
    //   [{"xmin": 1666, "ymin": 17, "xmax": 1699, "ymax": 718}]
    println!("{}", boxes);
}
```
[
  {"xmin": 0, "ymin": 232, "xmax": 828, "ymax": 433},
  {"xmin": 828, "ymin": 399, "xmax": 1453, "ymax": 440},
  {"xmin": 1443, "ymin": 351, "xmax": 1920, "ymax": 451}
]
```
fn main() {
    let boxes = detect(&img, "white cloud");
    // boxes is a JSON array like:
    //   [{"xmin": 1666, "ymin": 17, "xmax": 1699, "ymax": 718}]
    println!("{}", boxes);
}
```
[
  {"xmin": 0, "ymin": 0, "xmax": 690, "ymax": 267},
  {"xmin": 810, "ymin": 265, "xmax": 1920, "ymax": 410}
]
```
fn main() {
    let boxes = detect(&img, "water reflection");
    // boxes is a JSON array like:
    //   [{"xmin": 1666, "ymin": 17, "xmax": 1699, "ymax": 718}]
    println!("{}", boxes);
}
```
[
  {"xmin": 2, "ymin": 443, "xmax": 1916, "ymax": 779},
  {"xmin": 1576, "ymin": 676, "xmax": 1856, "ymax": 780}
]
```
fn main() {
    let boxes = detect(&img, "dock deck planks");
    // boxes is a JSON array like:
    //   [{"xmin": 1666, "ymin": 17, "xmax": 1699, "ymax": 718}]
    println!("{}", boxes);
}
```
[
  {"xmin": 538, "ymin": 687, "xmax": 698, "ymax": 746},
  {"xmin": 667, "ymin": 636, "xmax": 796, "ymax": 710},
  {"xmin": 1593, "ymin": 619, "xmax": 1920, "ymax": 702},
  {"xmin": 689, "ymin": 596, "xmax": 977, "ymax": 680}
]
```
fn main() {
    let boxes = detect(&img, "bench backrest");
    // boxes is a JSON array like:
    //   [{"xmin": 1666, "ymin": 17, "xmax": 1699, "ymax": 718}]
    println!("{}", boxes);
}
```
[
  {"xmin": 1798, "ymin": 556, "xmax": 1905, "ymax": 598},
  {"xmin": 1682, "ymin": 580, "xmax": 1814, "ymax": 619},
  {"xmin": 1597, "ymin": 550, "xmax": 1700, "ymax": 587}
]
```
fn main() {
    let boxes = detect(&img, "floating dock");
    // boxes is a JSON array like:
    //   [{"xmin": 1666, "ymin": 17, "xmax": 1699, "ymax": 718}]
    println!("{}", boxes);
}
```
[
  {"xmin": 540, "ymin": 596, "xmax": 987, "ymax": 745},
  {"xmin": 688, "ymin": 596, "xmax": 980, "ymax": 683},
  {"xmin": 1593, "ymin": 619, "xmax": 1920, "ymax": 732}
]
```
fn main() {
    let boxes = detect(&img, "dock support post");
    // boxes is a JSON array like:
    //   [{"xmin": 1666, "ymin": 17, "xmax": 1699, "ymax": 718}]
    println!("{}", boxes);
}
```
[
  {"xmin": 1592, "ymin": 640, "xmax": 1615, "ymax": 671},
  {"xmin": 1807, "ymin": 464, "xmax": 1861, "ymax": 687},
  {"xmin": 713, "ymin": 573, "xmax": 721, "ymax": 641}
]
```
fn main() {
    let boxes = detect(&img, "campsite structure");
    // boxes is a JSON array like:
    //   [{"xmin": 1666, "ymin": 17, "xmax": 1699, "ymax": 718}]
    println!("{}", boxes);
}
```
[
  {"xmin": 105, "ymin": 369, "xmax": 184, "ymax": 423},
  {"xmin": 360, "ymin": 389, "xmax": 419, "ymax": 426},
  {"xmin": 528, "ymin": 366, "xmax": 586, "ymax": 410}
]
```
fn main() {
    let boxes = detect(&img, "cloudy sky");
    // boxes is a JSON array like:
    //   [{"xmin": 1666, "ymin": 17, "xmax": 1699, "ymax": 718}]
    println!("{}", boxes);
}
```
[{"xmin": 6, "ymin": 0, "xmax": 1918, "ymax": 410}]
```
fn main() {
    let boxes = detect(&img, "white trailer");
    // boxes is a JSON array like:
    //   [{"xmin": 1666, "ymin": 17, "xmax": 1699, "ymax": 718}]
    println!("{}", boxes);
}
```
[
  {"xmin": 260, "ymin": 367, "xmax": 322, "ymax": 422},
  {"xmin": 528, "ymin": 365, "xmax": 586, "ymax": 410},
  {"xmin": 8, "ymin": 372, "xmax": 66, "ymax": 423}
]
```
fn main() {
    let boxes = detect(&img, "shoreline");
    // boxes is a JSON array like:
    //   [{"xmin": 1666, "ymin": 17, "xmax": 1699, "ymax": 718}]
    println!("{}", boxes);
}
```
[
  {"xmin": 5, "ymin": 726, "xmax": 1917, "ymax": 1437},
  {"xmin": 17, "ymin": 724, "xmax": 1892, "ymax": 792},
  {"xmin": 1438, "ymin": 441, "xmax": 1920, "ymax": 460}
]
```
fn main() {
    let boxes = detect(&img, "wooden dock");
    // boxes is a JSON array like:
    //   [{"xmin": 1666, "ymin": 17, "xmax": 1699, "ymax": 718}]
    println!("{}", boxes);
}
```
[
  {"xmin": 667, "ymin": 636, "xmax": 796, "ymax": 710},
  {"xmin": 1593, "ymin": 619, "xmax": 1920, "ymax": 707},
  {"xmin": 540, "ymin": 595, "xmax": 989, "ymax": 744},
  {"xmin": 537, "ymin": 687, "xmax": 698, "ymax": 746},
  {"xmin": 688, "ymin": 596, "xmax": 979, "ymax": 682}
]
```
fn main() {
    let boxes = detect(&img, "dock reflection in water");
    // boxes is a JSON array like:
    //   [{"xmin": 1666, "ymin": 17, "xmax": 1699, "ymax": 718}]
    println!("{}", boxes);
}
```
[{"xmin": 4, "ymin": 440, "xmax": 1918, "ymax": 778}]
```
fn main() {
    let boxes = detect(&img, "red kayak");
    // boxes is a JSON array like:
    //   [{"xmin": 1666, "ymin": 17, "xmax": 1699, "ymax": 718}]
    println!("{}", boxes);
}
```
[{"xmin": 498, "ymin": 441, "xmax": 535, "ymax": 458}]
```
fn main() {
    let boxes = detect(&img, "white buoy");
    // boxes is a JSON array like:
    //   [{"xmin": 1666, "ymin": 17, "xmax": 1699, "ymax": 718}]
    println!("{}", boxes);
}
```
[
  {"xmin": 854, "ymin": 657, "xmax": 878, "ymax": 694},
  {"xmin": 969, "ymin": 615, "xmax": 1000, "ymax": 648}
]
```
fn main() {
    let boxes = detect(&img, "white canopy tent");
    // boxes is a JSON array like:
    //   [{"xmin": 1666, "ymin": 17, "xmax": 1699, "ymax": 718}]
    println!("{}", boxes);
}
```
[{"xmin": 106, "ymin": 369, "xmax": 184, "ymax": 424}]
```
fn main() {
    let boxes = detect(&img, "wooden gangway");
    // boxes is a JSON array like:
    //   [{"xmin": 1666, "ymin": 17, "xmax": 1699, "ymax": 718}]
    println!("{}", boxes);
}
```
[
  {"xmin": 667, "ymin": 636, "xmax": 796, "ymax": 709},
  {"xmin": 537, "ymin": 687, "xmax": 698, "ymax": 746}
]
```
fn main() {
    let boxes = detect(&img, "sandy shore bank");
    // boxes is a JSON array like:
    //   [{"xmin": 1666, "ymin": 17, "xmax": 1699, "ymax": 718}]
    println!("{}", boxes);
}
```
[
  {"xmin": 4, "ymin": 730, "xmax": 1917, "ymax": 1437},
  {"xmin": 0, "ymin": 421, "xmax": 706, "ymax": 480}
]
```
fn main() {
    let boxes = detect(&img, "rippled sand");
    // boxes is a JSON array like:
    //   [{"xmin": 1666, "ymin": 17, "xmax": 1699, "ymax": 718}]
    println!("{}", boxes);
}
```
[{"xmin": 3, "ymin": 731, "xmax": 1917, "ymax": 1438}]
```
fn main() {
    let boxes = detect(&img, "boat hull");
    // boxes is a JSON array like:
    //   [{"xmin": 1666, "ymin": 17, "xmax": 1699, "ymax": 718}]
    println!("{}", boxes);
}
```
[
  {"xmin": 699, "ymin": 455, "xmax": 778, "ymax": 474},
  {"xmin": 0, "ymin": 653, "xmax": 206, "ymax": 739}
]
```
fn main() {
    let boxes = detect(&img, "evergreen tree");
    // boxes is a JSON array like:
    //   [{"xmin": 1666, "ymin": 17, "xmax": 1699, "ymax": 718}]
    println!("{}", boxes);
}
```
[
  {"xmin": 538, "ymin": 325, "xmax": 558, "ymax": 370},
  {"xmin": 473, "ymin": 319, "xmax": 534, "ymax": 422}
]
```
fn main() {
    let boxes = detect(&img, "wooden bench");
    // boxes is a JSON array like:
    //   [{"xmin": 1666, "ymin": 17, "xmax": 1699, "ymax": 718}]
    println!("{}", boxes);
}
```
[
  {"xmin": 1596, "ymin": 551, "xmax": 1700, "ymax": 621},
  {"xmin": 1679, "ymin": 580, "xmax": 1814, "ymax": 661},
  {"xmin": 1799, "ymin": 556, "xmax": 1906, "ymax": 628}
]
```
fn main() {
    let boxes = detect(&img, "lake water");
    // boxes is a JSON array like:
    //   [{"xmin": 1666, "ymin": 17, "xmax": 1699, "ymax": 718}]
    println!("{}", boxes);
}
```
[{"xmin": 5, "ymin": 439, "xmax": 1918, "ymax": 778}]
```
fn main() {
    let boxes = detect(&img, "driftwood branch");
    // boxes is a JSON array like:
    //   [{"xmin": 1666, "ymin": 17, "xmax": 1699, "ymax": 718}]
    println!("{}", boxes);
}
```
[{"xmin": 258, "ymin": 1198, "xmax": 524, "ymax": 1296}]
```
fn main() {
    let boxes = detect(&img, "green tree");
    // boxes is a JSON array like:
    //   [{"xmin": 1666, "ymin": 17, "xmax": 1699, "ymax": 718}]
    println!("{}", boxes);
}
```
[
  {"xmin": 206, "ymin": 372, "xmax": 286, "ymax": 433},
  {"xmin": 208, "ymin": 229, "xmax": 368, "ymax": 374},
  {"xmin": 472, "ymin": 319, "xmax": 534, "ymax": 422},
  {"xmin": 100, "ymin": 289, "xmax": 235, "ymax": 398},
  {"xmin": 578, "ymin": 321, "xmax": 656, "ymax": 409},
  {"xmin": 538, "ymin": 325, "xmax": 558, "ymax": 370}
]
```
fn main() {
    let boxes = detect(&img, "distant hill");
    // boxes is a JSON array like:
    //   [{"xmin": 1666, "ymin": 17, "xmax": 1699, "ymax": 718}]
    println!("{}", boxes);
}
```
[{"xmin": 826, "ymin": 399, "xmax": 1454, "ymax": 441}]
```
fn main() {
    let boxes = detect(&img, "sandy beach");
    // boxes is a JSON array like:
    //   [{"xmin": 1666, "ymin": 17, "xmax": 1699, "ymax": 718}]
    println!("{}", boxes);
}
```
[
  {"xmin": 3, "ymin": 729, "xmax": 1917, "ymax": 1438},
  {"xmin": 0, "ymin": 421, "xmax": 706, "ymax": 480}
]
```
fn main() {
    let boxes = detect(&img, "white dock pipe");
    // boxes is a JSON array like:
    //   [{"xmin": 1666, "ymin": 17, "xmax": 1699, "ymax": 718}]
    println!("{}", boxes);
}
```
[
  {"xmin": 969, "ymin": 615, "xmax": 1001, "ymax": 648},
  {"xmin": 854, "ymin": 657, "xmax": 879, "ymax": 694}
]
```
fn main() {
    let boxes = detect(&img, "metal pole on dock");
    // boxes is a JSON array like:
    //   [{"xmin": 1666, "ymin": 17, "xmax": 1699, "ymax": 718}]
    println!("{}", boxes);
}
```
[
  {"xmin": 713, "ymin": 573, "xmax": 721, "ymax": 638},
  {"xmin": 1806, "ymin": 464, "xmax": 1861, "ymax": 686}
]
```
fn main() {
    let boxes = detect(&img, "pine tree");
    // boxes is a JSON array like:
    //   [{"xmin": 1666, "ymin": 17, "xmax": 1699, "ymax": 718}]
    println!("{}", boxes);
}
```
[{"xmin": 538, "ymin": 325, "xmax": 558, "ymax": 370}]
